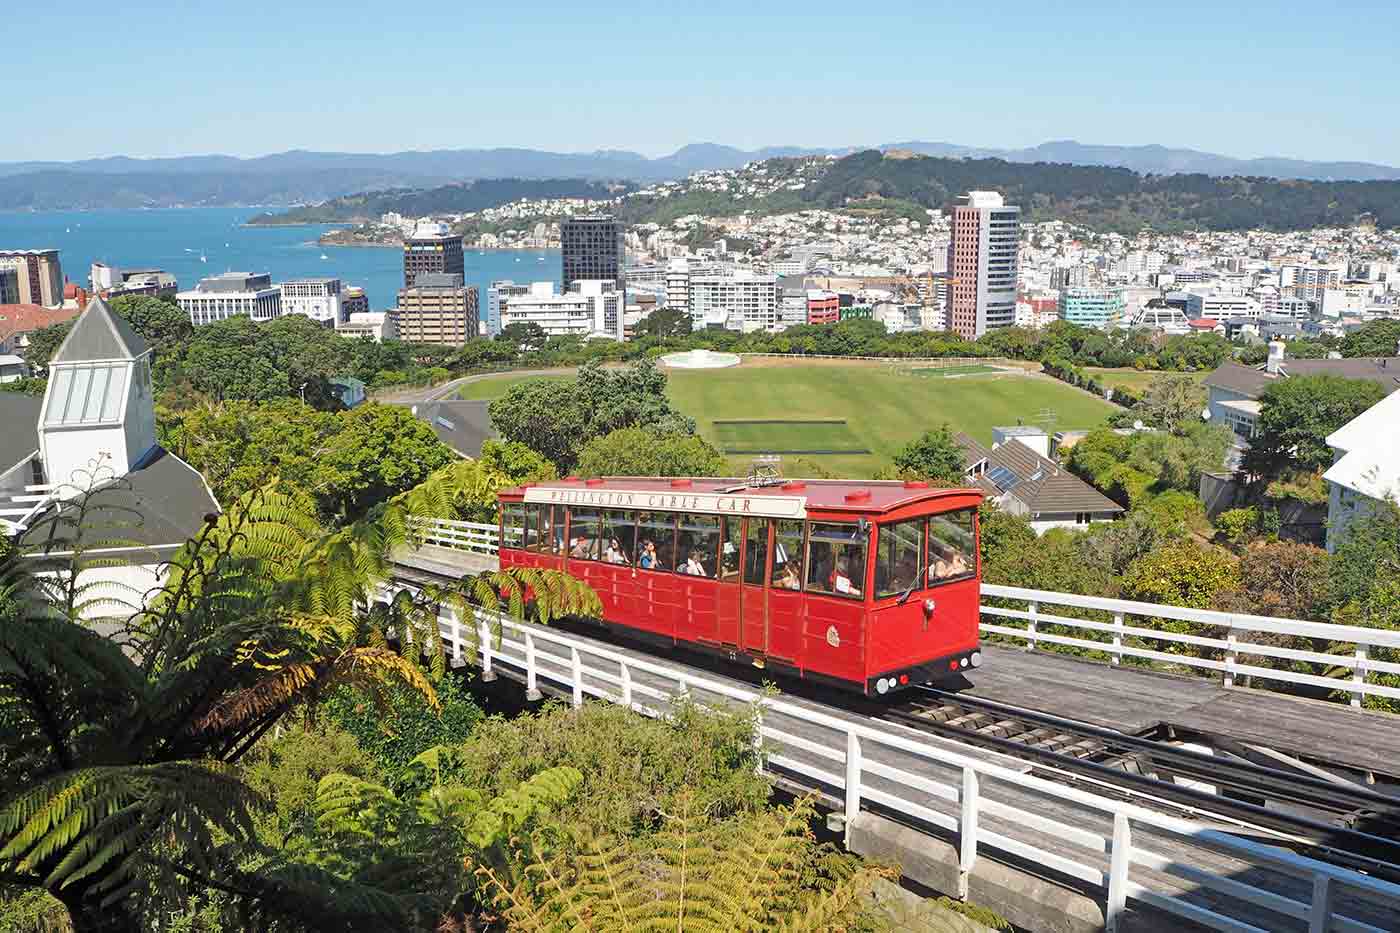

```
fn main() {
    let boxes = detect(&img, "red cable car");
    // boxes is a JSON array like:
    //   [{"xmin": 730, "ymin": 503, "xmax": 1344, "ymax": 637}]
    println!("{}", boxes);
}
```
[{"xmin": 496, "ymin": 477, "xmax": 984, "ymax": 696}]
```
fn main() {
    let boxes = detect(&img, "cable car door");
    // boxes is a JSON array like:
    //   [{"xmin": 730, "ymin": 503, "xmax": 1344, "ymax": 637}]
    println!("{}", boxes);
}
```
[{"xmin": 740, "ymin": 518, "xmax": 770, "ymax": 656}]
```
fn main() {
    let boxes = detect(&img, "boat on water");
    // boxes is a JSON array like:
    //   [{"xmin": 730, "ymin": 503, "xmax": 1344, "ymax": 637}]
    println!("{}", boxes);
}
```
[
  {"xmin": 200, "ymin": 252, "xmax": 208, "ymax": 263},
  {"xmin": 320, "ymin": 253, "xmax": 329, "ymax": 260}
]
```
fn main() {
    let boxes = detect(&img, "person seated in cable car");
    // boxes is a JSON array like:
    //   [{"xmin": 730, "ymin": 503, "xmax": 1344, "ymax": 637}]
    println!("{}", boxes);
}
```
[
  {"xmin": 830, "ymin": 556, "xmax": 861, "ymax": 596},
  {"xmin": 776, "ymin": 559, "xmax": 802, "ymax": 590},
  {"xmin": 638, "ymin": 539, "xmax": 659, "ymax": 569},
  {"xmin": 929, "ymin": 540, "xmax": 969, "ymax": 581},
  {"xmin": 604, "ymin": 537, "xmax": 628, "ymax": 564},
  {"xmin": 571, "ymin": 537, "xmax": 593, "ymax": 559},
  {"xmin": 680, "ymin": 547, "xmax": 709, "ymax": 577},
  {"xmin": 891, "ymin": 554, "xmax": 919, "ymax": 593}
]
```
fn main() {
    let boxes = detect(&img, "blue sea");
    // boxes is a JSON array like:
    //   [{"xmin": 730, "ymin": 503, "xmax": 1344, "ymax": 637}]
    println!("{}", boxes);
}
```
[{"xmin": 0, "ymin": 207, "xmax": 558, "ymax": 312}]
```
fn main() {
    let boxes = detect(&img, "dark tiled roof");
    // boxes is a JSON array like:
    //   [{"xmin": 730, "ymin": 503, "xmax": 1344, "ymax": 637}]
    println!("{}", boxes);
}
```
[
  {"xmin": 19, "ymin": 448, "xmax": 219, "ymax": 551},
  {"xmin": 1203, "ymin": 362, "xmax": 1275, "ymax": 397},
  {"xmin": 0, "ymin": 393, "xmax": 42, "ymax": 469},
  {"xmin": 957, "ymin": 431, "xmax": 1122, "ymax": 517},
  {"xmin": 51, "ymin": 297, "xmax": 148, "ymax": 363},
  {"xmin": 1283, "ymin": 358, "xmax": 1400, "ymax": 393},
  {"xmin": 404, "ymin": 400, "xmax": 496, "ymax": 457}
]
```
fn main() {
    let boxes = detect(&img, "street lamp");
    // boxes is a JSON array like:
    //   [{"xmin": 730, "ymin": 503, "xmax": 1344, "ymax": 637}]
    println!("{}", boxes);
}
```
[{"xmin": 300, "ymin": 381, "xmax": 309, "ymax": 405}]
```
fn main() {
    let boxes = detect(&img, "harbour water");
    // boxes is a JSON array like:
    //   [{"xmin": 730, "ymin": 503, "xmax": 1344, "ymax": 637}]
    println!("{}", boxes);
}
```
[{"xmin": 0, "ymin": 207, "xmax": 557, "ymax": 312}]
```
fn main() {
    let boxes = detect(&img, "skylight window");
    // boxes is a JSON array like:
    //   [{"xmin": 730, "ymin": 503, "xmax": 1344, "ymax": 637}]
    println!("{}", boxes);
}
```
[{"xmin": 44, "ymin": 363, "xmax": 127, "ymax": 426}]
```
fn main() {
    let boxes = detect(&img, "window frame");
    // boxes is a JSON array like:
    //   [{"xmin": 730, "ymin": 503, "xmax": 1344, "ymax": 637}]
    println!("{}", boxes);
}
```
[
  {"xmin": 926, "ymin": 508, "xmax": 978, "ymax": 588},
  {"xmin": 874, "ymin": 516, "xmax": 926, "ymax": 602},
  {"xmin": 805, "ymin": 520, "xmax": 868, "ymax": 601}
]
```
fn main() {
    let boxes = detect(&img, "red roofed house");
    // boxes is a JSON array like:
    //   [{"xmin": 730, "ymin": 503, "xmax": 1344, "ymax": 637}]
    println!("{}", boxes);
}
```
[
  {"xmin": 0, "ymin": 303, "xmax": 82, "ymax": 356},
  {"xmin": 1187, "ymin": 318, "xmax": 1224, "ymax": 334}
]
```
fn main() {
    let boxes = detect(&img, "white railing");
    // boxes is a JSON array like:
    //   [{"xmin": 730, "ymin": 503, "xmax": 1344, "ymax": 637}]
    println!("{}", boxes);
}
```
[
  {"xmin": 982, "ymin": 584, "xmax": 1400, "ymax": 708},
  {"xmin": 409, "ymin": 517, "xmax": 498, "ymax": 556},
  {"xmin": 406, "ymin": 520, "xmax": 1400, "ymax": 711},
  {"xmin": 390, "ymin": 585, "xmax": 1400, "ymax": 933}
]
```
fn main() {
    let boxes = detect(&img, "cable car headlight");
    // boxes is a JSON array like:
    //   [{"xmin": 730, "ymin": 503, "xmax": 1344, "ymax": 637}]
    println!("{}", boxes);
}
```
[
  {"xmin": 970, "ymin": 651, "xmax": 982, "ymax": 668},
  {"xmin": 875, "ymin": 677, "xmax": 890, "ymax": 695}
]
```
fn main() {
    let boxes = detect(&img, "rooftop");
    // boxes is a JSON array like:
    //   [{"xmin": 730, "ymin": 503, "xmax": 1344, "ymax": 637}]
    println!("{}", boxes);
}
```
[{"xmin": 0, "ymin": 304, "xmax": 80, "ymax": 344}]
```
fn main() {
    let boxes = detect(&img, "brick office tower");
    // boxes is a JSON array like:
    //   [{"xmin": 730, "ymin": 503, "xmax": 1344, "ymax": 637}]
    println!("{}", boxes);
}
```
[
  {"xmin": 403, "ymin": 221, "xmax": 464, "ymax": 288},
  {"xmin": 946, "ymin": 191, "xmax": 1020, "ymax": 339},
  {"xmin": 561, "ymin": 215, "xmax": 624, "ymax": 294}
]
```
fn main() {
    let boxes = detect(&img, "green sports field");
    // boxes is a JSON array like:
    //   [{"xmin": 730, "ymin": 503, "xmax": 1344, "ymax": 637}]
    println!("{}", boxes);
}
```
[
  {"xmin": 908, "ymin": 363, "xmax": 1003, "ymax": 377},
  {"xmin": 711, "ymin": 420, "xmax": 870, "ymax": 454},
  {"xmin": 1083, "ymin": 367, "xmax": 1209, "ymax": 394},
  {"xmin": 458, "ymin": 360, "xmax": 1117, "ymax": 476}
]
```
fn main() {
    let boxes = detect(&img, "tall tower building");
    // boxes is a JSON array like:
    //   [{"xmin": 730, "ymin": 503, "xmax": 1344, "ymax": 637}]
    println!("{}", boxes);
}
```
[
  {"xmin": 403, "ymin": 221, "xmax": 464, "ymax": 289},
  {"xmin": 396, "ymin": 273, "xmax": 479, "ymax": 346},
  {"xmin": 0, "ymin": 249, "xmax": 64, "ymax": 307},
  {"xmin": 946, "ymin": 191, "xmax": 1020, "ymax": 339},
  {"xmin": 561, "ymin": 215, "xmax": 624, "ymax": 294}
]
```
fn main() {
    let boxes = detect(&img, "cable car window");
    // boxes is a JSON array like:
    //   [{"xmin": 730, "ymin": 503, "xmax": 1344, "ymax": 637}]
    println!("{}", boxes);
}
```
[
  {"xmin": 807, "ymin": 522, "xmax": 866, "ymax": 599},
  {"xmin": 928, "ymin": 509, "xmax": 976, "ymax": 585},
  {"xmin": 677, "ymin": 513, "xmax": 719, "ymax": 578},
  {"xmin": 743, "ymin": 519, "xmax": 771, "ymax": 586},
  {"xmin": 636, "ymin": 511, "xmax": 676, "ymax": 572},
  {"xmin": 568, "ymin": 508, "xmax": 602, "ymax": 560},
  {"xmin": 773, "ymin": 520, "xmax": 805, "ymax": 591},
  {"xmin": 523, "ymin": 504, "xmax": 541, "ymax": 551},
  {"xmin": 501, "ymin": 503, "xmax": 526, "ymax": 550},
  {"xmin": 718, "ymin": 516, "xmax": 743, "ymax": 582},
  {"xmin": 601, "ymin": 510, "xmax": 635, "ymax": 565},
  {"xmin": 876, "ymin": 518, "xmax": 924, "ymax": 600}
]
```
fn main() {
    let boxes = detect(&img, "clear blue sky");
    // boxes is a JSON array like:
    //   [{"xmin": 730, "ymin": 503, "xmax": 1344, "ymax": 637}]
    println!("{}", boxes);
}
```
[{"xmin": 10, "ymin": 0, "xmax": 1397, "ymax": 164}]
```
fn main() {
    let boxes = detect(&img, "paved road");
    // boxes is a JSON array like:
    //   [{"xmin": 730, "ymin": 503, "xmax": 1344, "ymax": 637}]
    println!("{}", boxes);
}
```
[{"xmin": 374, "ymin": 367, "xmax": 580, "ymax": 405}]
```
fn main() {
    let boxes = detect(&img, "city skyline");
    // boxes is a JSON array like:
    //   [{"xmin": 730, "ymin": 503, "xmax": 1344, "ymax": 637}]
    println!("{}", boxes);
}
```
[{"xmin": 8, "ymin": 0, "xmax": 1398, "ymax": 165}]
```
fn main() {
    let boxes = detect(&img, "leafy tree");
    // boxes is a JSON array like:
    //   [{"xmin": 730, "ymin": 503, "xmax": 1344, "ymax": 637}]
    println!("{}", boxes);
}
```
[
  {"xmin": 1121, "ymin": 542, "xmax": 1240, "ymax": 610},
  {"xmin": 479, "ymin": 438, "xmax": 558, "ymax": 486},
  {"xmin": 1068, "ymin": 424, "xmax": 1230, "ymax": 506},
  {"xmin": 1242, "ymin": 375, "xmax": 1385, "ymax": 478},
  {"xmin": 1340, "ymin": 318, "xmax": 1400, "ymax": 358},
  {"xmin": 314, "ymin": 404, "xmax": 455, "ymax": 521},
  {"xmin": 891, "ymin": 425, "xmax": 966, "ymax": 486},
  {"xmin": 19, "ymin": 322, "xmax": 73, "ymax": 377},
  {"xmin": 1215, "ymin": 507, "xmax": 1261, "ymax": 550},
  {"xmin": 497, "ymin": 321, "xmax": 548, "ymax": 354},
  {"xmin": 576, "ymin": 426, "xmax": 727, "ymax": 478},
  {"xmin": 634, "ymin": 306, "xmax": 693, "ymax": 338},
  {"xmin": 977, "ymin": 503, "xmax": 1036, "ymax": 571},
  {"xmin": 1328, "ymin": 499, "xmax": 1400, "ymax": 613},
  {"xmin": 1232, "ymin": 540, "xmax": 1330, "ymax": 621},
  {"xmin": 489, "ymin": 359, "xmax": 696, "ymax": 472},
  {"xmin": 321, "ymin": 678, "xmax": 482, "ymax": 783},
  {"xmin": 1138, "ymin": 374, "xmax": 1206, "ymax": 434},
  {"xmin": 982, "ymin": 527, "xmax": 1115, "ymax": 596}
]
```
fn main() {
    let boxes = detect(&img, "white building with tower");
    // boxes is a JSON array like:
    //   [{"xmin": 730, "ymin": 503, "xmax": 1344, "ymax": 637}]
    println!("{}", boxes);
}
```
[
  {"xmin": 0, "ymin": 298, "xmax": 219, "ymax": 618},
  {"xmin": 177, "ymin": 272, "xmax": 282, "ymax": 325},
  {"xmin": 499, "ymin": 280, "xmax": 623, "ymax": 340}
]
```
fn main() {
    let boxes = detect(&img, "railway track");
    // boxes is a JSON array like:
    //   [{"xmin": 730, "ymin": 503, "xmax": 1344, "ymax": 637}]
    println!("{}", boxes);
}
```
[{"xmin": 884, "ymin": 687, "xmax": 1400, "ymax": 877}]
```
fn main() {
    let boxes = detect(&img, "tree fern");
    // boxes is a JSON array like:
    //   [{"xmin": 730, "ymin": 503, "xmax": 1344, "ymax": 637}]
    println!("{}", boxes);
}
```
[{"xmin": 479, "ymin": 794, "xmax": 890, "ymax": 932}]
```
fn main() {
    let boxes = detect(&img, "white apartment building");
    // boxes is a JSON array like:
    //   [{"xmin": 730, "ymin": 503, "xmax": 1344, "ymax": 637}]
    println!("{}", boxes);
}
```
[
  {"xmin": 486, "ymin": 280, "xmax": 531, "ymax": 337},
  {"xmin": 688, "ymin": 270, "xmax": 778, "ymax": 332},
  {"xmin": 336, "ymin": 311, "xmax": 397, "ymax": 342},
  {"xmin": 279, "ymin": 277, "xmax": 343, "ymax": 325},
  {"xmin": 1186, "ymin": 291, "xmax": 1260, "ymax": 320},
  {"xmin": 176, "ymin": 272, "xmax": 281, "ymax": 325},
  {"xmin": 780, "ymin": 289, "xmax": 809, "ymax": 330},
  {"xmin": 500, "ymin": 280, "xmax": 623, "ymax": 340},
  {"xmin": 1279, "ymin": 263, "xmax": 1345, "ymax": 302}
]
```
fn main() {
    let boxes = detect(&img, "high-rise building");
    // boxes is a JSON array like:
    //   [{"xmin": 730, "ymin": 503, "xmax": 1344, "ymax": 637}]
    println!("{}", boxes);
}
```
[
  {"xmin": 0, "ymin": 268, "xmax": 18, "ymax": 304},
  {"xmin": 499, "ymin": 280, "xmax": 623, "ymax": 340},
  {"xmin": 402, "ymin": 221, "xmax": 464, "ymax": 289},
  {"xmin": 177, "ymin": 272, "xmax": 281, "ymax": 325},
  {"xmin": 1058, "ymin": 287, "xmax": 1126, "ymax": 329},
  {"xmin": 341, "ymin": 286, "xmax": 370, "ymax": 318},
  {"xmin": 0, "ymin": 250, "xmax": 63, "ymax": 307},
  {"xmin": 396, "ymin": 273, "xmax": 478, "ymax": 345},
  {"xmin": 687, "ymin": 270, "xmax": 778, "ymax": 332},
  {"xmin": 806, "ymin": 289, "xmax": 840, "ymax": 325},
  {"xmin": 946, "ymin": 191, "xmax": 1020, "ymax": 339},
  {"xmin": 561, "ymin": 215, "xmax": 624, "ymax": 294},
  {"xmin": 486, "ymin": 280, "xmax": 531, "ymax": 337},
  {"xmin": 279, "ymin": 278, "xmax": 343, "ymax": 325}
]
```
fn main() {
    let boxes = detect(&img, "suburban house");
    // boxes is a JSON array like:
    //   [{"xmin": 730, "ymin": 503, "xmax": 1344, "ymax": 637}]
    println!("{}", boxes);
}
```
[
  {"xmin": 1205, "ymin": 341, "xmax": 1400, "ymax": 452},
  {"xmin": 0, "ymin": 354, "xmax": 27, "ymax": 383},
  {"xmin": 1323, "ymin": 390, "xmax": 1400, "ymax": 552},
  {"xmin": 0, "ymin": 302, "xmax": 81, "ymax": 356},
  {"xmin": 1, "ymin": 298, "xmax": 218, "ymax": 618},
  {"xmin": 956, "ymin": 426, "xmax": 1123, "ymax": 535}
]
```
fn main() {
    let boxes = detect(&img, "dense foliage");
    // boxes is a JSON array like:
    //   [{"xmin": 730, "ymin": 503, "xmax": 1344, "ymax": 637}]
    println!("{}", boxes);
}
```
[
  {"xmin": 576, "ymin": 426, "xmax": 728, "ymax": 478},
  {"xmin": 890, "ymin": 426, "xmax": 967, "ymax": 486},
  {"xmin": 1242, "ymin": 374, "xmax": 1386, "ymax": 478}
]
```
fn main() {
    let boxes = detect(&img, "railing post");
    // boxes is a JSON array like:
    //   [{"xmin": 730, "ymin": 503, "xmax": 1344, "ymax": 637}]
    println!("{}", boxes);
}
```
[
  {"xmin": 1224, "ymin": 627, "xmax": 1238, "ymax": 688},
  {"xmin": 1026, "ymin": 600, "xmax": 1039, "ymax": 652},
  {"xmin": 524, "ymin": 631, "xmax": 541, "ymax": 701},
  {"xmin": 752, "ymin": 705, "xmax": 765, "ymax": 776},
  {"xmin": 1111, "ymin": 611, "xmax": 1124, "ymax": 665},
  {"xmin": 1107, "ymin": 813, "xmax": 1132, "ymax": 933},
  {"xmin": 958, "ymin": 767, "xmax": 979, "ymax": 900},
  {"xmin": 478, "ymin": 618, "xmax": 495, "ymax": 681},
  {"xmin": 449, "ymin": 611, "xmax": 462, "ymax": 666},
  {"xmin": 620, "ymin": 662, "xmax": 633, "ymax": 709},
  {"xmin": 570, "ymin": 646, "xmax": 584, "ymax": 708},
  {"xmin": 1308, "ymin": 874, "xmax": 1334, "ymax": 933},
  {"xmin": 844, "ymin": 731, "xmax": 862, "ymax": 848},
  {"xmin": 1351, "ymin": 646, "xmax": 1367, "ymax": 708}
]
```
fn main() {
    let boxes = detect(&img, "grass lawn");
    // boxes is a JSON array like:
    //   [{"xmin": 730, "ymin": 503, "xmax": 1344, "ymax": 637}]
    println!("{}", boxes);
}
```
[
  {"xmin": 712, "ymin": 420, "xmax": 869, "ymax": 454},
  {"xmin": 908, "ymin": 364, "xmax": 1003, "ymax": 377},
  {"xmin": 459, "ymin": 360, "xmax": 1118, "ymax": 476},
  {"xmin": 1083, "ymin": 367, "xmax": 1209, "ymax": 394}
]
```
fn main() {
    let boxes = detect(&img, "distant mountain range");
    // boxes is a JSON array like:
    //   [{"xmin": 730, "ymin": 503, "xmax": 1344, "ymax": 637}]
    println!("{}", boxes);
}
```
[{"xmin": 1, "ymin": 140, "xmax": 1397, "ymax": 211}]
